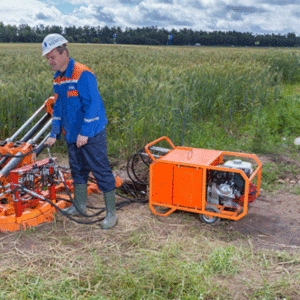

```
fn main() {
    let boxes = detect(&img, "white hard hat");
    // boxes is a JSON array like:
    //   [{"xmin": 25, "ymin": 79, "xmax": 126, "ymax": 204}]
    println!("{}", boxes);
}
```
[{"xmin": 42, "ymin": 33, "xmax": 68, "ymax": 56}]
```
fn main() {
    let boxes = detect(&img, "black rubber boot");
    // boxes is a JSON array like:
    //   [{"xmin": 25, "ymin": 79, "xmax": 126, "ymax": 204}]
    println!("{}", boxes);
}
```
[
  {"xmin": 62, "ymin": 183, "xmax": 87, "ymax": 216},
  {"xmin": 102, "ymin": 189, "xmax": 117, "ymax": 229}
]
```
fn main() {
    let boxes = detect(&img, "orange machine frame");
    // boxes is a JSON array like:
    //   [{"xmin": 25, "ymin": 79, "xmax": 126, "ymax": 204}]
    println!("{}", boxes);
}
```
[
  {"xmin": 0, "ymin": 97, "xmax": 123, "ymax": 232},
  {"xmin": 145, "ymin": 136, "xmax": 262, "ymax": 222}
]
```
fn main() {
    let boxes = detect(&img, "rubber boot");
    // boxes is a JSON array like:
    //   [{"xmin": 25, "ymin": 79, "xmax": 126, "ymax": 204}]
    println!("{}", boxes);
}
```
[
  {"xmin": 62, "ymin": 183, "xmax": 87, "ymax": 216},
  {"xmin": 102, "ymin": 189, "xmax": 117, "ymax": 229}
]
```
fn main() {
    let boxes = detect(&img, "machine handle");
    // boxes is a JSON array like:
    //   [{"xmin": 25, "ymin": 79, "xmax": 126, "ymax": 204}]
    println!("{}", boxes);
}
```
[{"xmin": 144, "ymin": 136, "xmax": 175, "ymax": 162}]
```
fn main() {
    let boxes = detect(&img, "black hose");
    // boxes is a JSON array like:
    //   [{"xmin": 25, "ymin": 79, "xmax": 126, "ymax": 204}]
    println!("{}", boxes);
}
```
[
  {"xmin": 53, "ymin": 174, "xmax": 106, "ymax": 218},
  {"xmin": 0, "ymin": 148, "xmax": 36, "ymax": 158},
  {"xmin": 44, "ymin": 197, "xmax": 106, "ymax": 224},
  {"xmin": 126, "ymin": 149, "xmax": 149, "ymax": 186},
  {"xmin": 10, "ymin": 148, "xmax": 150, "ymax": 225},
  {"xmin": 53, "ymin": 172, "xmax": 148, "ymax": 221},
  {"xmin": 46, "ymin": 188, "xmax": 147, "ymax": 224}
]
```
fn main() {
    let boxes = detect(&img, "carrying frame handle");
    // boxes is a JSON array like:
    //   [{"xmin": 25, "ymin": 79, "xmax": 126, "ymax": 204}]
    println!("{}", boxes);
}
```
[{"xmin": 144, "ymin": 136, "xmax": 175, "ymax": 162}]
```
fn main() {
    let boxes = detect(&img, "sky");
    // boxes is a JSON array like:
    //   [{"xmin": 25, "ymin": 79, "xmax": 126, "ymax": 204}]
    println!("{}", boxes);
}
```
[{"xmin": 1, "ymin": 0, "xmax": 300, "ymax": 35}]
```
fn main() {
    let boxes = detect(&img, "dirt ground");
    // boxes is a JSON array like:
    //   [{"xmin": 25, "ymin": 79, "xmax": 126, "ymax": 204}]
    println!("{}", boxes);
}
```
[
  {"xmin": 1, "ymin": 153, "xmax": 300, "ymax": 253},
  {"xmin": 223, "ymin": 191, "xmax": 300, "ymax": 251},
  {"xmin": 232, "ymin": 154, "xmax": 300, "ymax": 251},
  {"xmin": 216, "ymin": 153, "xmax": 300, "ymax": 251}
]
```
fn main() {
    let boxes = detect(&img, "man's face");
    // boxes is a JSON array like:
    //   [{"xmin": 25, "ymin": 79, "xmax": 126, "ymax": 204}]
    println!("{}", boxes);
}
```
[{"xmin": 46, "ymin": 48, "xmax": 68, "ymax": 72}]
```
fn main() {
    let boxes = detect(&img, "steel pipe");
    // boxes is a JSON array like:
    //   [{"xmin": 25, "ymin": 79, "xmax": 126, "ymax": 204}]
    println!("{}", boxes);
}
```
[
  {"xmin": 34, "ymin": 133, "xmax": 50, "ymax": 157},
  {"xmin": 0, "ymin": 120, "xmax": 52, "ymax": 177},
  {"xmin": 8, "ymin": 103, "xmax": 46, "ymax": 142},
  {"xmin": 20, "ymin": 113, "xmax": 51, "ymax": 143},
  {"xmin": 28, "ymin": 119, "xmax": 52, "ymax": 144}
]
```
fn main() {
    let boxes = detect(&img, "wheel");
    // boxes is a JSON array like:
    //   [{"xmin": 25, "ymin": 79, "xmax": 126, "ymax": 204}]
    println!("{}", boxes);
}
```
[{"xmin": 199, "ymin": 205, "xmax": 221, "ymax": 225}]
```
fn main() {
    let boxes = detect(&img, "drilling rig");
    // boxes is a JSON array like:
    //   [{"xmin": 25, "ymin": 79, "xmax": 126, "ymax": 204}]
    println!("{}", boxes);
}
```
[{"xmin": 0, "ymin": 97, "xmax": 102, "ymax": 232}]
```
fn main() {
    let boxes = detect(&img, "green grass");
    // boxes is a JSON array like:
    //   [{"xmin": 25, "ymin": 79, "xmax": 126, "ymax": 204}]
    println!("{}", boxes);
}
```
[
  {"xmin": 1, "ymin": 220, "xmax": 300, "ymax": 300},
  {"xmin": 1, "ymin": 44, "xmax": 300, "ymax": 158},
  {"xmin": 261, "ymin": 162, "xmax": 297, "ymax": 191}
]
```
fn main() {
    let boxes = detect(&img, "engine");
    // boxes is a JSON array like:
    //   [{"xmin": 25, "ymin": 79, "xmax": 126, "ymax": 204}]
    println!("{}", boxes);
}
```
[{"xmin": 207, "ymin": 159, "xmax": 254, "ymax": 208}]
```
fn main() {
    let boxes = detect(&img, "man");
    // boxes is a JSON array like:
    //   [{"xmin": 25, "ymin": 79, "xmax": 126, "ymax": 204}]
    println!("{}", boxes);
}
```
[{"xmin": 43, "ymin": 33, "xmax": 117, "ymax": 229}]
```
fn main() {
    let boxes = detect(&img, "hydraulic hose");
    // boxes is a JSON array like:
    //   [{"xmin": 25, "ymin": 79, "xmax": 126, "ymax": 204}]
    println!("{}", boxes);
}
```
[
  {"xmin": 126, "ymin": 148, "xmax": 150, "ymax": 186},
  {"xmin": 9, "ymin": 148, "xmax": 150, "ymax": 226}
]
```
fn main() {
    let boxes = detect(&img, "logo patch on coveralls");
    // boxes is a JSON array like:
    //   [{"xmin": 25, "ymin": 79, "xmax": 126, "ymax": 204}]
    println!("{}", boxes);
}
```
[
  {"xmin": 68, "ymin": 85, "xmax": 75, "ymax": 90},
  {"xmin": 67, "ymin": 90, "xmax": 79, "ymax": 98}
]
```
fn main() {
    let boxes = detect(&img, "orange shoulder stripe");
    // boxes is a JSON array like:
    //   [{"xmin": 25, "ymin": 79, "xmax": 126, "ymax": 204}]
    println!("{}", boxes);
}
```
[
  {"xmin": 70, "ymin": 62, "xmax": 94, "ymax": 81},
  {"xmin": 53, "ymin": 77, "xmax": 60, "ymax": 84},
  {"xmin": 52, "ymin": 62, "xmax": 93, "ymax": 84}
]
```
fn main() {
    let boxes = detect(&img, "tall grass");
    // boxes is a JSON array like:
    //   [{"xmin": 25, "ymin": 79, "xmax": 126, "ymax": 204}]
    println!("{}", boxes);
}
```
[{"xmin": 1, "ymin": 44, "xmax": 300, "ymax": 156}]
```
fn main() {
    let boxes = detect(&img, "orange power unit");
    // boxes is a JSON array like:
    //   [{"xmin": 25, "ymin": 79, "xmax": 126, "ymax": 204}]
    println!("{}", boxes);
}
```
[{"xmin": 145, "ymin": 137, "xmax": 262, "ymax": 224}]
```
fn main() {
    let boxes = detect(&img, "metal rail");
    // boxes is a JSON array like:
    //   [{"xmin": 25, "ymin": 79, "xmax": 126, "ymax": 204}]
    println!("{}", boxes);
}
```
[
  {"xmin": 7, "ymin": 103, "xmax": 46, "ymax": 142},
  {"xmin": 0, "ymin": 120, "xmax": 52, "ymax": 177}
]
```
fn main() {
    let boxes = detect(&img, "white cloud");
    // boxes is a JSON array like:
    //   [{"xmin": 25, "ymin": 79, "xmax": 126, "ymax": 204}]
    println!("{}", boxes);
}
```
[
  {"xmin": 1, "ymin": 0, "xmax": 63, "ymax": 26},
  {"xmin": 1, "ymin": 0, "xmax": 300, "ymax": 35},
  {"xmin": 64, "ymin": 0, "xmax": 91, "ymax": 4}
]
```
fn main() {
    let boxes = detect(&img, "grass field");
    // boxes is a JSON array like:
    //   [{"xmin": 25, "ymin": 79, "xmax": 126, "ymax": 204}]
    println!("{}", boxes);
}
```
[
  {"xmin": 1, "ymin": 44, "xmax": 300, "ymax": 299},
  {"xmin": 1, "ymin": 44, "xmax": 300, "ymax": 156}
]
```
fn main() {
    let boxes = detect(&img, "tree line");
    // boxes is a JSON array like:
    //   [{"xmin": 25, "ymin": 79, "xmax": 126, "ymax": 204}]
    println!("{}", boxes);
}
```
[{"xmin": 0, "ymin": 22, "xmax": 299, "ymax": 47}]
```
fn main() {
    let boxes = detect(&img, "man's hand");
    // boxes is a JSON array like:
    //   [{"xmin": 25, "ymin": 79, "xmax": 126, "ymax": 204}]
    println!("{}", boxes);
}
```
[
  {"xmin": 44, "ymin": 137, "xmax": 56, "ymax": 147},
  {"xmin": 76, "ymin": 134, "xmax": 88, "ymax": 148}
]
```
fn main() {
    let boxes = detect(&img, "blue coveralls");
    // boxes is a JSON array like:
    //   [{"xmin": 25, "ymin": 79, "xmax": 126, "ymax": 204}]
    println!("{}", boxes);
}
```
[{"xmin": 49, "ymin": 58, "xmax": 115, "ymax": 193}]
